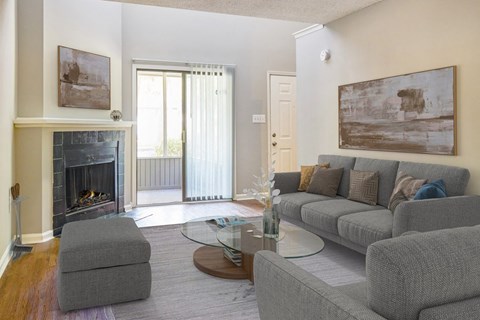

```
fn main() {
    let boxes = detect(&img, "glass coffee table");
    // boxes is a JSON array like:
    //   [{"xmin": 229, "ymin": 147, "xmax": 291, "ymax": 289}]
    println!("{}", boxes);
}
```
[{"xmin": 181, "ymin": 216, "xmax": 325, "ymax": 281}]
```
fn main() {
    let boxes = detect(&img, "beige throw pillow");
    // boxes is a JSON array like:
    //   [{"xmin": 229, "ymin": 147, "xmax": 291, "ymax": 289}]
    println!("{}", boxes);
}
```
[
  {"xmin": 388, "ymin": 171, "xmax": 427, "ymax": 212},
  {"xmin": 306, "ymin": 167, "xmax": 343, "ymax": 197},
  {"xmin": 348, "ymin": 170, "xmax": 379, "ymax": 205},
  {"xmin": 298, "ymin": 162, "xmax": 330, "ymax": 191}
]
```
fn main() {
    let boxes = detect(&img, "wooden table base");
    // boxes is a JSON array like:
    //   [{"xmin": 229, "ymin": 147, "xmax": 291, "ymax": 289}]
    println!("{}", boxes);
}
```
[{"xmin": 193, "ymin": 246, "xmax": 250, "ymax": 280}]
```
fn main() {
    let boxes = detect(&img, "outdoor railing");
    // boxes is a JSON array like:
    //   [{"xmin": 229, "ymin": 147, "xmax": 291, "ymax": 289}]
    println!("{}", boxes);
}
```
[{"xmin": 137, "ymin": 157, "xmax": 182, "ymax": 190}]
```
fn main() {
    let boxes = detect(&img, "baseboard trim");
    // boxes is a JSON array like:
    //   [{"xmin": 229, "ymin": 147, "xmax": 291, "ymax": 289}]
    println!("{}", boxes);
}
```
[
  {"xmin": 0, "ymin": 240, "xmax": 13, "ymax": 279},
  {"xmin": 234, "ymin": 194, "xmax": 254, "ymax": 201},
  {"xmin": 22, "ymin": 230, "xmax": 54, "ymax": 245},
  {"xmin": 124, "ymin": 203, "xmax": 133, "ymax": 212}
]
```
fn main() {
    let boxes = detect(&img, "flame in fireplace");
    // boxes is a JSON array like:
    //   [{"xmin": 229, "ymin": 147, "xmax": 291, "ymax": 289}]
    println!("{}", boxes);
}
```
[{"xmin": 66, "ymin": 189, "xmax": 111, "ymax": 213}]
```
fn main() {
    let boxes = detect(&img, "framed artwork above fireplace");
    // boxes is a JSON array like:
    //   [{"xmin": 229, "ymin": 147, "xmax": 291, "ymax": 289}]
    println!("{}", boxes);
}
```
[{"xmin": 58, "ymin": 46, "xmax": 111, "ymax": 110}]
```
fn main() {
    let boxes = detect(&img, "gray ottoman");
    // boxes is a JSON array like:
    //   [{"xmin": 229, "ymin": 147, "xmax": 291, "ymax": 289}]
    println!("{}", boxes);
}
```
[{"xmin": 57, "ymin": 218, "xmax": 151, "ymax": 312}]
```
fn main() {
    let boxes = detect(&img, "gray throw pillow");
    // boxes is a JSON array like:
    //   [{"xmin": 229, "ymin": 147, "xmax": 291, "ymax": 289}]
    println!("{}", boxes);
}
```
[
  {"xmin": 348, "ymin": 170, "xmax": 379, "ymax": 205},
  {"xmin": 307, "ymin": 167, "xmax": 344, "ymax": 197}
]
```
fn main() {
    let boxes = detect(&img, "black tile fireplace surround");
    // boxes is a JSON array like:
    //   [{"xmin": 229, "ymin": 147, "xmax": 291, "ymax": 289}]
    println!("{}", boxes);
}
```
[{"xmin": 53, "ymin": 131, "xmax": 125, "ymax": 236}]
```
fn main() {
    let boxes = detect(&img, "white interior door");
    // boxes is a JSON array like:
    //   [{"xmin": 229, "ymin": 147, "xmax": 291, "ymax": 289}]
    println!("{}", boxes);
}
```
[{"xmin": 269, "ymin": 74, "xmax": 297, "ymax": 173}]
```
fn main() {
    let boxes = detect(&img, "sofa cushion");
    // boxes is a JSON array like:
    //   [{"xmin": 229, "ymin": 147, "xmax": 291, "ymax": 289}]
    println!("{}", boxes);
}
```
[
  {"xmin": 277, "ymin": 192, "xmax": 333, "ymax": 221},
  {"xmin": 298, "ymin": 163, "xmax": 329, "ymax": 191},
  {"xmin": 336, "ymin": 282, "xmax": 368, "ymax": 307},
  {"xmin": 419, "ymin": 296, "xmax": 480, "ymax": 320},
  {"xmin": 301, "ymin": 199, "xmax": 384, "ymax": 235},
  {"xmin": 318, "ymin": 155, "xmax": 356, "ymax": 198},
  {"xmin": 414, "ymin": 179, "xmax": 447, "ymax": 200},
  {"xmin": 338, "ymin": 210, "xmax": 393, "ymax": 248},
  {"xmin": 353, "ymin": 157, "xmax": 399, "ymax": 208},
  {"xmin": 398, "ymin": 161, "xmax": 470, "ymax": 196},
  {"xmin": 348, "ymin": 170, "xmax": 379, "ymax": 205},
  {"xmin": 307, "ymin": 167, "xmax": 344, "ymax": 197},
  {"xmin": 367, "ymin": 226, "xmax": 480, "ymax": 320}
]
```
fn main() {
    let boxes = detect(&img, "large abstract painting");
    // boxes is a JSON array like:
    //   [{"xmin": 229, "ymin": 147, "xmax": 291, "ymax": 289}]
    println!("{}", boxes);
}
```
[
  {"xmin": 339, "ymin": 66, "xmax": 456, "ymax": 155},
  {"xmin": 58, "ymin": 46, "xmax": 110, "ymax": 110}
]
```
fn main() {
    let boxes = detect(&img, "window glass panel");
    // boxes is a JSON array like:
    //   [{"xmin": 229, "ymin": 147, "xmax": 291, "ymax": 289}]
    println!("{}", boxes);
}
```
[
  {"xmin": 166, "ymin": 74, "xmax": 183, "ymax": 157},
  {"xmin": 137, "ymin": 72, "xmax": 164, "ymax": 157}
]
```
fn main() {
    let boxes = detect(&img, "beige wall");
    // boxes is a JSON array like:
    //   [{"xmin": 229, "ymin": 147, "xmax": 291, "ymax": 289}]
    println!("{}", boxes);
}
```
[
  {"xmin": 296, "ymin": 0, "xmax": 480, "ymax": 194},
  {"xmin": 14, "ymin": 129, "xmax": 43, "ymax": 234},
  {"xmin": 17, "ymin": 0, "xmax": 43, "ymax": 117},
  {"xmin": 0, "ymin": 0, "xmax": 16, "ymax": 266}
]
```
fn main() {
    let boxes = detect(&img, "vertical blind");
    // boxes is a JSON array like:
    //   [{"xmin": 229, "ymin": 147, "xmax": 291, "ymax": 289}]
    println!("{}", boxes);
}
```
[{"xmin": 185, "ymin": 64, "xmax": 233, "ymax": 201}]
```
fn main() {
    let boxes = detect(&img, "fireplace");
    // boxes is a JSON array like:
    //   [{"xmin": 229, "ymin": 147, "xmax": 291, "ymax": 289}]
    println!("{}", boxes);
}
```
[
  {"xmin": 53, "ymin": 131, "xmax": 125, "ymax": 236},
  {"xmin": 64, "ymin": 142, "xmax": 118, "ymax": 214}
]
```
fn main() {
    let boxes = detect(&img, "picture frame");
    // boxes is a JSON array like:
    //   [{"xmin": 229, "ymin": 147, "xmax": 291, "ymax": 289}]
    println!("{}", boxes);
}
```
[
  {"xmin": 58, "ymin": 46, "xmax": 111, "ymax": 110},
  {"xmin": 338, "ymin": 66, "xmax": 456, "ymax": 155}
]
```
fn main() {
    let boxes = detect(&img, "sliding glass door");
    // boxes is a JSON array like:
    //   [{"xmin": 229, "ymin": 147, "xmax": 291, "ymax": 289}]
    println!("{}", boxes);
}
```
[
  {"xmin": 136, "ymin": 71, "xmax": 183, "ymax": 205},
  {"xmin": 185, "ymin": 65, "xmax": 234, "ymax": 201},
  {"xmin": 135, "ymin": 64, "xmax": 233, "ymax": 205}
]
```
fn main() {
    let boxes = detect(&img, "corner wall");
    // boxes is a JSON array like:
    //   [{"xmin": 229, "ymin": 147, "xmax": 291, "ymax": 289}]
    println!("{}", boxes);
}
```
[
  {"xmin": 296, "ymin": 0, "xmax": 480, "ymax": 194},
  {"xmin": 14, "ymin": 0, "xmax": 131, "ymax": 238},
  {"xmin": 121, "ymin": 4, "xmax": 308, "ymax": 194},
  {"xmin": 0, "ymin": 0, "xmax": 17, "ymax": 275},
  {"xmin": 43, "ymin": 0, "xmax": 122, "ymax": 119}
]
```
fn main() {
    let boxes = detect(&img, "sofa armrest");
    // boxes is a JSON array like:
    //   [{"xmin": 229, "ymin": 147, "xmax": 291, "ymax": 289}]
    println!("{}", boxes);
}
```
[
  {"xmin": 254, "ymin": 251, "xmax": 387, "ymax": 320},
  {"xmin": 273, "ymin": 172, "xmax": 301, "ymax": 194},
  {"xmin": 392, "ymin": 195, "xmax": 480, "ymax": 237}
]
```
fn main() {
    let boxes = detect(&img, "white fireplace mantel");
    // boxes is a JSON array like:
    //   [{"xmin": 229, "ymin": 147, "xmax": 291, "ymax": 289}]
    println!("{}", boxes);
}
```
[{"xmin": 14, "ymin": 117, "xmax": 135, "ymax": 128}]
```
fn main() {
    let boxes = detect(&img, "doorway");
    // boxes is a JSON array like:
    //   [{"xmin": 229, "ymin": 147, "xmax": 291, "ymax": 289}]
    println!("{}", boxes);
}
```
[
  {"xmin": 268, "ymin": 73, "xmax": 297, "ymax": 173},
  {"xmin": 136, "ymin": 70, "xmax": 183, "ymax": 205},
  {"xmin": 135, "ymin": 64, "xmax": 234, "ymax": 206}
]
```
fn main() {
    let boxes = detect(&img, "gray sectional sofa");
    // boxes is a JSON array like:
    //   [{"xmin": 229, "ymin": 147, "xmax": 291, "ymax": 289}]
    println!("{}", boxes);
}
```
[
  {"xmin": 254, "ymin": 225, "xmax": 480, "ymax": 320},
  {"xmin": 275, "ymin": 154, "xmax": 480, "ymax": 254}
]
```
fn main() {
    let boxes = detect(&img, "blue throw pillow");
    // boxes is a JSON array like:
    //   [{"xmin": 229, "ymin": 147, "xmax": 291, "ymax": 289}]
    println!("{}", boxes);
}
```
[{"xmin": 413, "ymin": 179, "xmax": 447, "ymax": 200}]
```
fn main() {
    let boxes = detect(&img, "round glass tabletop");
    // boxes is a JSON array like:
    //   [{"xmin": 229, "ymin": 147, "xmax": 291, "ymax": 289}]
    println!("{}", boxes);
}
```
[
  {"xmin": 217, "ymin": 219, "xmax": 325, "ymax": 259},
  {"xmin": 180, "ymin": 215, "xmax": 254, "ymax": 248},
  {"xmin": 181, "ymin": 215, "xmax": 325, "ymax": 259}
]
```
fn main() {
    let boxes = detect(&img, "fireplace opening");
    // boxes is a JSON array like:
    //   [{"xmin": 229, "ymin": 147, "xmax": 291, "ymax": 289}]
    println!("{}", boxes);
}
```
[
  {"xmin": 63, "ymin": 141, "xmax": 119, "ymax": 219},
  {"xmin": 65, "ymin": 162, "xmax": 115, "ymax": 214}
]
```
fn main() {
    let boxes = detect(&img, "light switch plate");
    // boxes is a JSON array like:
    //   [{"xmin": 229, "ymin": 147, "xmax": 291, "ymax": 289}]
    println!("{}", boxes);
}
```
[{"xmin": 252, "ymin": 114, "xmax": 266, "ymax": 123}]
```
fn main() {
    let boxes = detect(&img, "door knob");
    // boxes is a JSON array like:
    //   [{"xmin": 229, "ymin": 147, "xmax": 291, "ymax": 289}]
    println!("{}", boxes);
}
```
[
  {"xmin": 272, "ymin": 142, "xmax": 277, "ymax": 147},
  {"xmin": 272, "ymin": 133, "xmax": 276, "ymax": 137}
]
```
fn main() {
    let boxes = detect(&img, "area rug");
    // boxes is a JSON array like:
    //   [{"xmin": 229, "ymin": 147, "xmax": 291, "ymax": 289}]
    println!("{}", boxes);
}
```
[{"xmin": 109, "ymin": 223, "xmax": 366, "ymax": 320}]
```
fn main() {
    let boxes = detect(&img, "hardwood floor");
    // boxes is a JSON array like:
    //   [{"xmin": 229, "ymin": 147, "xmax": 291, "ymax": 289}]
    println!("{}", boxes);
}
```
[{"xmin": 0, "ymin": 200, "xmax": 262, "ymax": 320}]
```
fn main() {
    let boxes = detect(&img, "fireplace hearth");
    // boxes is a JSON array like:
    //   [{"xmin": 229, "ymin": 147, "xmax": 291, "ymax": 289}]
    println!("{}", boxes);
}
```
[{"xmin": 53, "ymin": 131, "xmax": 125, "ymax": 236}]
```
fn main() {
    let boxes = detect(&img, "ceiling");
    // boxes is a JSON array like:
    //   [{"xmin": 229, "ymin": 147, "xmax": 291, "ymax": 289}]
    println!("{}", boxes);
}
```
[{"xmin": 109, "ymin": 0, "xmax": 383, "ymax": 24}]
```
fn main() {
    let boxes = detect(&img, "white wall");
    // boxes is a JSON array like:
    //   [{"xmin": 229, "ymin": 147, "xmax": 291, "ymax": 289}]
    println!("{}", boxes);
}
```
[
  {"xmin": 17, "ymin": 0, "xmax": 122, "ymax": 119},
  {"xmin": 296, "ymin": 0, "xmax": 480, "ymax": 194},
  {"xmin": 121, "ymin": 4, "xmax": 308, "ymax": 194},
  {"xmin": 0, "ymin": 0, "xmax": 16, "ymax": 274},
  {"xmin": 43, "ymin": 0, "xmax": 122, "ymax": 119}
]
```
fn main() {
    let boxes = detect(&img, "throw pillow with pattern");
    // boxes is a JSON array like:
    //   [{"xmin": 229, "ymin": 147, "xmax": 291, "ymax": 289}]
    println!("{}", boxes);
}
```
[
  {"xmin": 348, "ymin": 170, "xmax": 379, "ymax": 205},
  {"xmin": 388, "ymin": 171, "xmax": 427, "ymax": 212}
]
